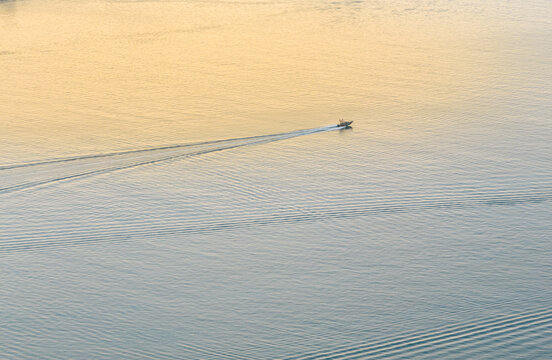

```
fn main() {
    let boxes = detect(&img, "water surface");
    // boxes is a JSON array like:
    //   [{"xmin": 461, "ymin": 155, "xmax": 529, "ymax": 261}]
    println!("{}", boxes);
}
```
[{"xmin": 1, "ymin": 0, "xmax": 551, "ymax": 358}]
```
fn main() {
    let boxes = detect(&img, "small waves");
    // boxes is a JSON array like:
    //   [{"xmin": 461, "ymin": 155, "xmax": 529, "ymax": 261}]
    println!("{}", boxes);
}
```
[
  {"xmin": 285, "ymin": 307, "xmax": 552, "ymax": 359},
  {"xmin": 1, "ymin": 187, "xmax": 549, "ymax": 254},
  {"xmin": 0, "ymin": 125, "xmax": 338, "ymax": 194}
]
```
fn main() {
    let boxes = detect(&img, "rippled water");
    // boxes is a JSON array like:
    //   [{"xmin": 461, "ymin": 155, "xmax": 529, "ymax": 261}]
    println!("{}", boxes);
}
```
[{"xmin": 1, "ymin": 0, "xmax": 551, "ymax": 359}]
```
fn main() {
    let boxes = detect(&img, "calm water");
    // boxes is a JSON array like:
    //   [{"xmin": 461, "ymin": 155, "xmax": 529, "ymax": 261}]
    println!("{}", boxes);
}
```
[{"xmin": 1, "ymin": 0, "xmax": 552, "ymax": 358}]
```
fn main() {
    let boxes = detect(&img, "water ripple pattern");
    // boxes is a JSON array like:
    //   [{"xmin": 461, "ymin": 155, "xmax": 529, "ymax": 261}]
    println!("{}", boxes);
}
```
[
  {"xmin": 0, "ymin": 125, "xmax": 337, "ymax": 194},
  {"xmin": 1, "ymin": 183, "xmax": 551, "ymax": 254},
  {"xmin": 2, "ymin": 0, "xmax": 552, "ymax": 359},
  {"xmin": 285, "ymin": 307, "xmax": 552, "ymax": 359}
]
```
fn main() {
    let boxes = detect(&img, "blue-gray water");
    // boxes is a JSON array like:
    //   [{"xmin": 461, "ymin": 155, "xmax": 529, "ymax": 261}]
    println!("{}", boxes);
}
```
[{"xmin": 1, "ymin": 0, "xmax": 551, "ymax": 359}]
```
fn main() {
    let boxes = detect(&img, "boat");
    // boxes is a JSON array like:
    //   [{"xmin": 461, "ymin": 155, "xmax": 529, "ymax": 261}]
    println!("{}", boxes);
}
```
[{"xmin": 337, "ymin": 119, "xmax": 353, "ymax": 128}]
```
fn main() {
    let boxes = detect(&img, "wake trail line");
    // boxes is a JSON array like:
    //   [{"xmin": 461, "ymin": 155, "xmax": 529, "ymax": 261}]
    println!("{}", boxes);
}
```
[
  {"xmin": 1, "ymin": 190, "xmax": 549, "ymax": 253},
  {"xmin": 0, "ymin": 126, "xmax": 335, "ymax": 170},
  {"xmin": 0, "ymin": 125, "xmax": 338, "ymax": 194}
]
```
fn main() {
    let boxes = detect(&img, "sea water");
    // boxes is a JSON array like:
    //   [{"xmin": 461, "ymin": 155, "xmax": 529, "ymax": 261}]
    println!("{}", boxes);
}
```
[{"xmin": 1, "ymin": 0, "xmax": 551, "ymax": 358}]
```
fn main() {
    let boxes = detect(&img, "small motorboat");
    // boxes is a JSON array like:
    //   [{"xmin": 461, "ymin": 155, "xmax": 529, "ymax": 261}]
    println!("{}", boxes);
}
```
[{"xmin": 337, "ymin": 119, "xmax": 353, "ymax": 128}]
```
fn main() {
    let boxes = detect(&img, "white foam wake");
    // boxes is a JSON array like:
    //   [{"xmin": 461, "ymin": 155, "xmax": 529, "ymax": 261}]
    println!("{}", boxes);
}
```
[{"xmin": 0, "ymin": 125, "xmax": 339, "ymax": 194}]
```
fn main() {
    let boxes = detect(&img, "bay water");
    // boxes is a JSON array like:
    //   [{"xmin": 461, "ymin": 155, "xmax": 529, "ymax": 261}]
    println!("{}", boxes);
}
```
[{"xmin": 1, "ymin": 0, "xmax": 551, "ymax": 358}]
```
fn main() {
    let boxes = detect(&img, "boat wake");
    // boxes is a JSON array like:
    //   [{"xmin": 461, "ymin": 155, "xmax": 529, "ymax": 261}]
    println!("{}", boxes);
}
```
[
  {"xmin": 285, "ymin": 306, "xmax": 552, "ymax": 360},
  {"xmin": 0, "ymin": 125, "xmax": 338, "ymax": 194},
  {"xmin": 0, "ymin": 186, "xmax": 549, "ymax": 254}
]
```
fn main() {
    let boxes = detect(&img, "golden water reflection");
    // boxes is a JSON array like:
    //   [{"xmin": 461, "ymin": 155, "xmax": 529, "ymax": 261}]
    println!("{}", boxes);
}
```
[{"xmin": 1, "ymin": 0, "xmax": 549, "ymax": 161}]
